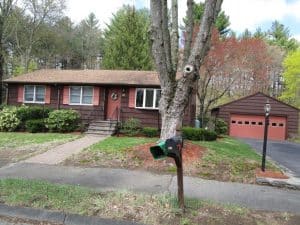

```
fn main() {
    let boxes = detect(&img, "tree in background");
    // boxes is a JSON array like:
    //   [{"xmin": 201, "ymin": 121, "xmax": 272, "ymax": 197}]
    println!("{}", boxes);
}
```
[
  {"xmin": 280, "ymin": 50, "xmax": 300, "ymax": 108},
  {"xmin": 74, "ymin": 13, "xmax": 103, "ymax": 69},
  {"xmin": 9, "ymin": 0, "xmax": 66, "ymax": 72},
  {"xmin": 267, "ymin": 21, "xmax": 298, "ymax": 52},
  {"xmin": 184, "ymin": 1, "xmax": 230, "ymax": 36},
  {"xmin": 0, "ymin": 0, "xmax": 14, "ymax": 104},
  {"xmin": 197, "ymin": 30, "xmax": 271, "ymax": 122},
  {"xmin": 102, "ymin": 6, "xmax": 153, "ymax": 70}
]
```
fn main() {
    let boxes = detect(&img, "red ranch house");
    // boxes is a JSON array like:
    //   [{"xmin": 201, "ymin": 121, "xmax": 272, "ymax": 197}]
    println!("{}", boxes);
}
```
[
  {"xmin": 211, "ymin": 92, "xmax": 299, "ymax": 141},
  {"xmin": 4, "ymin": 69, "xmax": 196, "ymax": 134}
]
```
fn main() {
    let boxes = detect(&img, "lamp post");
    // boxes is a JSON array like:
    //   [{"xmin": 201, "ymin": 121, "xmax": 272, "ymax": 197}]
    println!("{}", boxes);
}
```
[{"xmin": 261, "ymin": 101, "xmax": 271, "ymax": 172}]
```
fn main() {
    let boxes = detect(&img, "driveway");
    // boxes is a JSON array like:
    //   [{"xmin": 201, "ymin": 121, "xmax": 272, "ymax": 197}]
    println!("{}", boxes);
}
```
[{"xmin": 242, "ymin": 139, "xmax": 300, "ymax": 177}]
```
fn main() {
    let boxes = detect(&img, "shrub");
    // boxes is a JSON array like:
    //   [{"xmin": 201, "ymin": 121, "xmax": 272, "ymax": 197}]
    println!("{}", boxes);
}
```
[
  {"xmin": 25, "ymin": 119, "xmax": 46, "ymax": 133},
  {"xmin": 0, "ymin": 107, "xmax": 20, "ymax": 131},
  {"xmin": 215, "ymin": 118, "xmax": 228, "ymax": 135},
  {"xmin": 46, "ymin": 109, "xmax": 80, "ymax": 132},
  {"xmin": 121, "ymin": 118, "xmax": 141, "ymax": 136},
  {"xmin": 142, "ymin": 127, "xmax": 159, "ymax": 137},
  {"xmin": 16, "ymin": 105, "xmax": 52, "ymax": 122},
  {"xmin": 182, "ymin": 126, "xmax": 217, "ymax": 141}
]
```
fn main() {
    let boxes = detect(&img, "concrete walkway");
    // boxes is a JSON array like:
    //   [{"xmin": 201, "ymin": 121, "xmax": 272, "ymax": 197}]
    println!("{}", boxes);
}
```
[
  {"xmin": 24, "ymin": 135, "xmax": 107, "ymax": 165},
  {"xmin": 0, "ymin": 163, "xmax": 300, "ymax": 214}
]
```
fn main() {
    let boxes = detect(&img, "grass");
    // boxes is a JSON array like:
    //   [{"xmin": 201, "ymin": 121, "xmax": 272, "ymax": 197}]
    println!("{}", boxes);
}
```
[
  {"xmin": 63, "ymin": 136, "xmax": 157, "ymax": 168},
  {"xmin": 0, "ymin": 132, "xmax": 80, "ymax": 149},
  {"xmin": 88, "ymin": 136, "xmax": 157, "ymax": 154},
  {"xmin": 0, "ymin": 178, "xmax": 297, "ymax": 225},
  {"xmin": 193, "ymin": 137, "xmax": 279, "ymax": 183}
]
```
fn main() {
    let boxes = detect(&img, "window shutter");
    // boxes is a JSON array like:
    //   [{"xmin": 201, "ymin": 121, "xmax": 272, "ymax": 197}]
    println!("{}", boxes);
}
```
[
  {"xmin": 93, "ymin": 87, "xmax": 100, "ymax": 106},
  {"xmin": 128, "ymin": 88, "xmax": 136, "ymax": 108},
  {"xmin": 63, "ymin": 86, "xmax": 69, "ymax": 104},
  {"xmin": 45, "ymin": 86, "xmax": 51, "ymax": 104},
  {"xmin": 17, "ymin": 85, "xmax": 24, "ymax": 103}
]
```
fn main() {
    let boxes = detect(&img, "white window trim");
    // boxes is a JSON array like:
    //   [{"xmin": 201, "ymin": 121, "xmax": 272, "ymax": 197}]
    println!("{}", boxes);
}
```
[
  {"xmin": 69, "ymin": 86, "xmax": 93, "ymax": 106},
  {"xmin": 23, "ymin": 85, "xmax": 46, "ymax": 104},
  {"xmin": 135, "ymin": 88, "xmax": 161, "ymax": 110}
]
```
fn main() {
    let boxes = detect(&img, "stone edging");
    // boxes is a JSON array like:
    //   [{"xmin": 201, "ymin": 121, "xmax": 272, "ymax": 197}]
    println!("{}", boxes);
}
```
[{"xmin": 256, "ymin": 177, "xmax": 300, "ymax": 190}]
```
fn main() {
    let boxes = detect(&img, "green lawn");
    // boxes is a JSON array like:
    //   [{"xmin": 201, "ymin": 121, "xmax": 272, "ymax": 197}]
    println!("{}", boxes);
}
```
[
  {"xmin": 0, "ymin": 132, "xmax": 81, "ymax": 165},
  {"xmin": 63, "ymin": 136, "xmax": 157, "ymax": 167},
  {"xmin": 0, "ymin": 132, "xmax": 80, "ymax": 149},
  {"xmin": 88, "ymin": 136, "xmax": 157, "ymax": 154},
  {"xmin": 0, "ymin": 178, "xmax": 297, "ymax": 225},
  {"xmin": 194, "ymin": 137, "xmax": 279, "ymax": 183}
]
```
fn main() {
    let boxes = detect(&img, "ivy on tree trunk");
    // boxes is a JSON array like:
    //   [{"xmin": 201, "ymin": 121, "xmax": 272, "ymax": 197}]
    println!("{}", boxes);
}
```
[{"xmin": 150, "ymin": 0, "xmax": 222, "ymax": 140}]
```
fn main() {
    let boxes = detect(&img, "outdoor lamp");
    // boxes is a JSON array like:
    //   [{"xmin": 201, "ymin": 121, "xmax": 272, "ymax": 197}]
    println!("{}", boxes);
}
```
[
  {"xmin": 261, "ymin": 100, "xmax": 271, "ymax": 172},
  {"xmin": 264, "ymin": 102, "xmax": 271, "ymax": 116}
]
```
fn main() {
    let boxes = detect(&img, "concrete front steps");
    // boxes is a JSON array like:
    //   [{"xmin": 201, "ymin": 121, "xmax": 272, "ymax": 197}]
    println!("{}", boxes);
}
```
[{"xmin": 86, "ymin": 120, "xmax": 118, "ymax": 135}]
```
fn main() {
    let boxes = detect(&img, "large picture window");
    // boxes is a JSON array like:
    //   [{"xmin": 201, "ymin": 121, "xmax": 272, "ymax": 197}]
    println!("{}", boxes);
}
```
[
  {"xmin": 70, "ymin": 86, "xmax": 93, "ymax": 105},
  {"xmin": 24, "ymin": 85, "xmax": 45, "ymax": 103},
  {"xmin": 135, "ymin": 88, "xmax": 161, "ymax": 109}
]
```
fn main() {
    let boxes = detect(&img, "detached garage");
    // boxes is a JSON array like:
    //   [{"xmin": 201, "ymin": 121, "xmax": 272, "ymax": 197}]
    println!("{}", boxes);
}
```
[{"xmin": 212, "ymin": 92, "xmax": 299, "ymax": 141}]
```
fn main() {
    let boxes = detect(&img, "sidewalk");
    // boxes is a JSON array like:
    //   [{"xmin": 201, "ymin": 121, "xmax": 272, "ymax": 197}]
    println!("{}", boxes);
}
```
[
  {"xmin": 0, "ymin": 163, "xmax": 300, "ymax": 214},
  {"xmin": 24, "ymin": 135, "xmax": 107, "ymax": 165}
]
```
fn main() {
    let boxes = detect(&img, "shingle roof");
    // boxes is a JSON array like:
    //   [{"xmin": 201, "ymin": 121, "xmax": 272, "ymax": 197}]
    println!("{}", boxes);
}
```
[{"xmin": 4, "ymin": 69, "xmax": 162, "ymax": 86}]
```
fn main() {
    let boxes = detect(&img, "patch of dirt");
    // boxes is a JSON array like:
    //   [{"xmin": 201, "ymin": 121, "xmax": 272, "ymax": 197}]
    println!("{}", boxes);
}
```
[
  {"xmin": 127, "ymin": 141, "xmax": 206, "ymax": 175},
  {"xmin": 255, "ymin": 168, "xmax": 289, "ymax": 179}
]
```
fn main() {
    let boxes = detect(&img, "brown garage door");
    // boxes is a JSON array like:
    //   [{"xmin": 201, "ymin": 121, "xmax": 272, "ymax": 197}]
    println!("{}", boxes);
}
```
[{"xmin": 229, "ymin": 114, "xmax": 286, "ymax": 141}]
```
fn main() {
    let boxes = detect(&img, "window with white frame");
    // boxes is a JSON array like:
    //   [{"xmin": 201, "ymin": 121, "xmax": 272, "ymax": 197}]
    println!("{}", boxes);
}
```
[
  {"xmin": 70, "ymin": 86, "xmax": 93, "ymax": 105},
  {"xmin": 135, "ymin": 88, "xmax": 161, "ymax": 109},
  {"xmin": 24, "ymin": 85, "xmax": 46, "ymax": 103}
]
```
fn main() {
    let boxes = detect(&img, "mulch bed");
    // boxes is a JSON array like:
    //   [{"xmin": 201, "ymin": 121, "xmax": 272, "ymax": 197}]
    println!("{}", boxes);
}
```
[
  {"xmin": 129, "ymin": 141, "xmax": 206, "ymax": 175},
  {"xmin": 255, "ymin": 168, "xmax": 289, "ymax": 179}
]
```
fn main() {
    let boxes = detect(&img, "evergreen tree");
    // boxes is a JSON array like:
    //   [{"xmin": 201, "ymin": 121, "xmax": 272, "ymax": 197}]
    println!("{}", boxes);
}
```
[{"xmin": 102, "ymin": 6, "xmax": 153, "ymax": 70}]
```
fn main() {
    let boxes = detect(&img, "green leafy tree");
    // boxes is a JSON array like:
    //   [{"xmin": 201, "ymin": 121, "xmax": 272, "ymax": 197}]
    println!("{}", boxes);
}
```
[
  {"xmin": 74, "ymin": 13, "xmax": 103, "ymax": 69},
  {"xmin": 267, "ymin": 20, "xmax": 299, "ymax": 52},
  {"xmin": 184, "ymin": 1, "xmax": 230, "ymax": 35},
  {"xmin": 102, "ymin": 6, "xmax": 153, "ymax": 70},
  {"xmin": 280, "ymin": 50, "xmax": 300, "ymax": 108}
]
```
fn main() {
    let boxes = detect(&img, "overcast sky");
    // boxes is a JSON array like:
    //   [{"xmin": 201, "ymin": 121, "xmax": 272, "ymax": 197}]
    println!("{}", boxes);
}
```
[{"xmin": 66, "ymin": 0, "xmax": 300, "ymax": 40}]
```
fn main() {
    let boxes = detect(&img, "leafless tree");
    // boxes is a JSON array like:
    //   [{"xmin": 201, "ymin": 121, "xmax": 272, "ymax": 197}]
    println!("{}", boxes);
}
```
[{"xmin": 149, "ymin": 0, "xmax": 222, "ymax": 140}]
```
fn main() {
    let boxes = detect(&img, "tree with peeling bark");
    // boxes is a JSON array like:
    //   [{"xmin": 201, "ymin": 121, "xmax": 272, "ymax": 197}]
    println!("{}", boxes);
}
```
[{"xmin": 149, "ymin": 0, "xmax": 223, "ymax": 140}]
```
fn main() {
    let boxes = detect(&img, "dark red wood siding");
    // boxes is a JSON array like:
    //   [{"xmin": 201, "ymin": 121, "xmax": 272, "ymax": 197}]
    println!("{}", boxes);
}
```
[
  {"xmin": 7, "ymin": 84, "xmax": 196, "ymax": 128},
  {"xmin": 213, "ymin": 93, "xmax": 299, "ymax": 138},
  {"xmin": 7, "ymin": 84, "xmax": 105, "ymax": 124}
]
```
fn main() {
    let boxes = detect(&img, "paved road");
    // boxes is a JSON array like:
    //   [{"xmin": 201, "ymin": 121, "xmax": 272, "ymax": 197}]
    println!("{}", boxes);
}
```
[
  {"xmin": 0, "ymin": 163, "xmax": 300, "ymax": 213},
  {"xmin": 242, "ymin": 139, "xmax": 300, "ymax": 177}
]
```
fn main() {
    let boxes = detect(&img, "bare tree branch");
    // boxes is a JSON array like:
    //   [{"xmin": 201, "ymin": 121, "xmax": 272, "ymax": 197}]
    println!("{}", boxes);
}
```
[
  {"xmin": 171, "ymin": 0, "xmax": 178, "ymax": 72},
  {"xmin": 183, "ymin": 0, "xmax": 193, "ymax": 65}
]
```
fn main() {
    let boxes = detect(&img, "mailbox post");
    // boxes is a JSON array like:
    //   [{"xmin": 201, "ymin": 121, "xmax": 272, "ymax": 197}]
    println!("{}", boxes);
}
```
[{"xmin": 150, "ymin": 136, "xmax": 184, "ymax": 210}]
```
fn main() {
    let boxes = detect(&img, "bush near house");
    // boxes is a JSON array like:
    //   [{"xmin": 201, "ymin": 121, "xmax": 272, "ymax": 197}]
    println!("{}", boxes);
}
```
[
  {"xmin": 214, "ymin": 118, "xmax": 228, "ymax": 135},
  {"xmin": 142, "ymin": 127, "xmax": 159, "ymax": 137},
  {"xmin": 182, "ymin": 126, "xmax": 217, "ymax": 141},
  {"xmin": 121, "ymin": 118, "xmax": 142, "ymax": 136},
  {"xmin": 46, "ymin": 109, "xmax": 80, "ymax": 133},
  {"xmin": 25, "ymin": 119, "xmax": 47, "ymax": 133},
  {"xmin": 0, "ymin": 107, "xmax": 20, "ymax": 132},
  {"xmin": 16, "ymin": 105, "xmax": 52, "ymax": 130}
]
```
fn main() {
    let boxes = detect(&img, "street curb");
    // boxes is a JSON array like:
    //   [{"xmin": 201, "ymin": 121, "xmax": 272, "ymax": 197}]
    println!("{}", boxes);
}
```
[
  {"xmin": 256, "ymin": 177, "xmax": 300, "ymax": 190},
  {"xmin": 0, "ymin": 204, "xmax": 144, "ymax": 225}
]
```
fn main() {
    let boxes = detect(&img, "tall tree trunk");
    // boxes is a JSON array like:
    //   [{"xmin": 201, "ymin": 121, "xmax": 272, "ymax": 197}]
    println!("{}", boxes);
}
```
[
  {"xmin": 150, "ymin": 0, "xmax": 222, "ymax": 140},
  {"xmin": 0, "ymin": 52, "xmax": 3, "ymax": 104}
]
